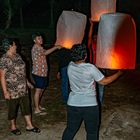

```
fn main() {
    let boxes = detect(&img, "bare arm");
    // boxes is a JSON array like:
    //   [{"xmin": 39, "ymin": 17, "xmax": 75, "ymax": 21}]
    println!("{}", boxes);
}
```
[
  {"xmin": 45, "ymin": 45, "xmax": 61, "ymax": 55},
  {"xmin": 27, "ymin": 79, "xmax": 34, "ymax": 89},
  {"xmin": 0, "ymin": 69, "xmax": 10, "ymax": 99},
  {"xmin": 56, "ymin": 72, "xmax": 61, "ymax": 80},
  {"xmin": 88, "ymin": 20, "xmax": 94, "ymax": 49},
  {"xmin": 98, "ymin": 70, "xmax": 123, "ymax": 85}
]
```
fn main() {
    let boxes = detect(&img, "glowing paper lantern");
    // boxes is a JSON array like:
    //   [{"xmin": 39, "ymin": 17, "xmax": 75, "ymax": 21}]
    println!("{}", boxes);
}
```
[
  {"xmin": 91, "ymin": 0, "xmax": 116, "ymax": 21},
  {"xmin": 96, "ymin": 13, "xmax": 136, "ymax": 69},
  {"xmin": 55, "ymin": 10, "xmax": 87, "ymax": 49}
]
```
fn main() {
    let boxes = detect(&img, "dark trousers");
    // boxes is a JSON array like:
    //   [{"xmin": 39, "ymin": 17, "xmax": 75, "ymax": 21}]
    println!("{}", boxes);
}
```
[
  {"xmin": 7, "ymin": 95, "xmax": 31, "ymax": 120},
  {"xmin": 60, "ymin": 66, "xmax": 70, "ymax": 103},
  {"xmin": 62, "ymin": 105, "xmax": 99, "ymax": 140}
]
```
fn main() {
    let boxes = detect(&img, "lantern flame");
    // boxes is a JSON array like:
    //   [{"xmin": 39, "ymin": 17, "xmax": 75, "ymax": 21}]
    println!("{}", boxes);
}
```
[
  {"xmin": 61, "ymin": 39, "xmax": 73, "ymax": 49},
  {"xmin": 96, "ymin": 13, "xmax": 136, "ymax": 69},
  {"xmin": 110, "ymin": 51, "xmax": 122, "ymax": 69}
]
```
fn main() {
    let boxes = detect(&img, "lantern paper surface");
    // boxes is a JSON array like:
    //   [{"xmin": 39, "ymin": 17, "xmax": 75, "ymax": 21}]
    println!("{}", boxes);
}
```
[
  {"xmin": 96, "ymin": 13, "xmax": 136, "ymax": 69},
  {"xmin": 91, "ymin": 0, "xmax": 116, "ymax": 21},
  {"xmin": 55, "ymin": 10, "xmax": 87, "ymax": 49}
]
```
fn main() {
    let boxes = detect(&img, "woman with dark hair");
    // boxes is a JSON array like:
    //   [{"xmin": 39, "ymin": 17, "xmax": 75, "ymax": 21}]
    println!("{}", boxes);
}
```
[
  {"xmin": 62, "ymin": 44, "xmax": 123, "ymax": 140},
  {"xmin": 0, "ymin": 38, "xmax": 40, "ymax": 135}
]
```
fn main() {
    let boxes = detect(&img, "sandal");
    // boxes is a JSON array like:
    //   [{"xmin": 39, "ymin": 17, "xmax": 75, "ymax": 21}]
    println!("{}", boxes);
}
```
[
  {"xmin": 34, "ymin": 111, "xmax": 47, "ymax": 116},
  {"xmin": 11, "ymin": 129, "xmax": 21, "ymax": 135},
  {"xmin": 39, "ymin": 106, "xmax": 46, "ymax": 111},
  {"xmin": 26, "ymin": 127, "xmax": 41, "ymax": 133}
]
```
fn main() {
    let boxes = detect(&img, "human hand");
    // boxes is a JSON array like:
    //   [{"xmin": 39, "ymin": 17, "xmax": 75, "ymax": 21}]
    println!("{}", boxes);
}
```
[
  {"xmin": 117, "ymin": 70, "xmax": 126, "ymax": 76},
  {"xmin": 27, "ymin": 81, "xmax": 34, "ymax": 89},
  {"xmin": 4, "ymin": 91, "xmax": 10, "ymax": 100},
  {"xmin": 89, "ymin": 18, "xmax": 93, "ymax": 25},
  {"xmin": 57, "ymin": 45, "xmax": 62, "ymax": 49},
  {"xmin": 57, "ymin": 72, "xmax": 61, "ymax": 79}
]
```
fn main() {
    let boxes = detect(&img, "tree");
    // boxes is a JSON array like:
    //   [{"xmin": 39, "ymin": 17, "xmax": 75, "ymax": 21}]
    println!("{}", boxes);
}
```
[
  {"xmin": 0, "ymin": 0, "xmax": 12, "ymax": 29},
  {"xmin": 0, "ymin": 0, "xmax": 32, "ymax": 29},
  {"xmin": 49, "ymin": 0, "xmax": 55, "ymax": 27},
  {"xmin": 49, "ymin": 0, "xmax": 62, "ymax": 28}
]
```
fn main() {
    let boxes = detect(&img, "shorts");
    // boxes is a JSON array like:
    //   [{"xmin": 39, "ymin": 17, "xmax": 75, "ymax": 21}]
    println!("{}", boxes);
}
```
[
  {"xmin": 32, "ymin": 74, "xmax": 48, "ymax": 89},
  {"xmin": 7, "ymin": 95, "xmax": 31, "ymax": 120}
]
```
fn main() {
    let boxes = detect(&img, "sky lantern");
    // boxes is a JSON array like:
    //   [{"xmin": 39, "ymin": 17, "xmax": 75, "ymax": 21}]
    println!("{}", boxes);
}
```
[
  {"xmin": 89, "ymin": 0, "xmax": 116, "ymax": 64},
  {"xmin": 91, "ymin": 0, "xmax": 116, "ymax": 21},
  {"xmin": 55, "ymin": 10, "xmax": 87, "ymax": 49},
  {"xmin": 96, "ymin": 13, "xmax": 136, "ymax": 69}
]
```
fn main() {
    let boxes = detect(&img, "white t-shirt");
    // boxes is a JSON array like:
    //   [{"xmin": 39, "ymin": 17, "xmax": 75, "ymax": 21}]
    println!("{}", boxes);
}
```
[{"xmin": 67, "ymin": 62, "xmax": 104, "ymax": 107}]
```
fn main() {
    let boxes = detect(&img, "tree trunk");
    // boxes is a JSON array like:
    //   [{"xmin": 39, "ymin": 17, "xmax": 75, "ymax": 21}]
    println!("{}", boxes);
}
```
[
  {"xmin": 5, "ymin": 0, "xmax": 12, "ymax": 29},
  {"xmin": 49, "ymin": 0, "xmax": 54, "ymax": 28},
  {"xmin": 20, "ymin": 8, "xmax": 24, "ymax": 28}
]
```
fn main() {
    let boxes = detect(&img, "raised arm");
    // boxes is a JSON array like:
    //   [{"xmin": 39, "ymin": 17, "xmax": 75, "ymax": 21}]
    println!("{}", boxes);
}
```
[
  {"xmin": 98, "ymin": 70, "xmax": 123, "ymax": 85},
  {"xmin": 44, "ymin": 45, "xmax": 61, "ymax": 55},
  {"xmin": 88, "ymin": 19, "xmax": 94, "ymax": 49}
]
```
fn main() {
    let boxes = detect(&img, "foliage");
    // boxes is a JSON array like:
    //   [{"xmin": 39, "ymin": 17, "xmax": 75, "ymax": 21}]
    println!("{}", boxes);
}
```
[{"xmin": 0, "ymin": 0, "xmax": 32, "ymax": 29}]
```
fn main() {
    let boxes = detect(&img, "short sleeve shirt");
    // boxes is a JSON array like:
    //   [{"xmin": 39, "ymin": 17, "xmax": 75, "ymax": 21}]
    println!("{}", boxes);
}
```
[
  {"xmin": 31, "ymin": 45, "xmax": 48, "ymax": 77},
  {"xmin": 0, "ymin": 53, "xmax": 28, "ymax": 99},
  {"xmin": 67, "ymin": 62, "xmax": 104, "ymax": 107}
]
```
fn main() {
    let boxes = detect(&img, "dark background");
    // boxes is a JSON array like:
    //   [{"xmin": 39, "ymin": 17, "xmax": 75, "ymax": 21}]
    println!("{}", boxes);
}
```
[
  {"xmin": 1, "ymin": 0, "xmax": 139, "ymax": 28},
  {"xmin": 14, "ymin": 0, "xmax": 140, "ymax": 28},
  {"xmin": 0, "ymin": 0, "xmax": 140, "ymax": 62}
]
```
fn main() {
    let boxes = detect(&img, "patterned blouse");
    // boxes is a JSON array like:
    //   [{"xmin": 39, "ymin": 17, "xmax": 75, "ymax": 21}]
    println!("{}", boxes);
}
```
[
  {"xmin": 0, "ymin": 53, "xmax": 28, "ymax": 99},
  {"xmin": 31, "ymin": 45, "xmax": 48, "ymax": 77}
]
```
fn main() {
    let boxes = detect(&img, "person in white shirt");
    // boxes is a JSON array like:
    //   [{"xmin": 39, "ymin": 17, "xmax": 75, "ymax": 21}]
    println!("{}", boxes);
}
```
[{"xmin": 62, "ymin": 44, "xmax": 123, "ymax": 140}]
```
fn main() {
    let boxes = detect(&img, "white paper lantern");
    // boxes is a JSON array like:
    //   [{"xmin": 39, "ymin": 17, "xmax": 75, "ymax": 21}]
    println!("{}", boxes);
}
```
[
  {"xmin": 55, "ymin": 10, "xmax": 87, "ymax": 49},
  {"xmin": 91, "ymin": 0, "xmax": 116, "ymax": 21},
  {"xmin": 96, "ymin": 13, "xmax": 136, "ymax": 69}
]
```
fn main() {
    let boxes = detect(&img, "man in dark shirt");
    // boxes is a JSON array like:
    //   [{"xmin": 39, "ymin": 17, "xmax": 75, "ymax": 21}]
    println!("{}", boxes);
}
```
[{"xmin": 57, "ymin": 48, "xmax": 72, "ymax": 104}]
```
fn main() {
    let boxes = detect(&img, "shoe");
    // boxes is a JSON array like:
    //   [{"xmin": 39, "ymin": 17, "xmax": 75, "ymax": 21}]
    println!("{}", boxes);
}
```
[
  {"xmin": 39, "ymin": 106, "xmax": 46, "ymax": 111},
  {"xmin": 11, "ymin": 129, "xmax": 21, "ymax": 135},
  {"xmin": 34, "ymin": 110, "xmax": 47, "ymax": 115},
  {"xmin": 26, "ymin": 127, "xmax": 41, "ymax": 133}
]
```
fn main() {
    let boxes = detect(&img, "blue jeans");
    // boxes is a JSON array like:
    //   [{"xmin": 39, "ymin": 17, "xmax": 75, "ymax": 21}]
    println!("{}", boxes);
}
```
[
  {"xmin": 96, "ymin": 83, "xmax": 105, "ymax": 104},
  {"xmin": 60, "ymin": 66, "xmax": 70, "ymax": 103},
  {"xmin": 96, "ymin": 69, "xmax": 106, "ymax": 104},
  {"xmin": 62, "ymin": 105, "xmax": 99, "ymax": 140}
]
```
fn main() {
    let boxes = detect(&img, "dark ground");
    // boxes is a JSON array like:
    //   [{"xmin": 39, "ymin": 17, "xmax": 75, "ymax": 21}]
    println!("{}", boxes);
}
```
[{"xmin": 0, "ymin": 52, "xmax": 140, "ymax": 140}]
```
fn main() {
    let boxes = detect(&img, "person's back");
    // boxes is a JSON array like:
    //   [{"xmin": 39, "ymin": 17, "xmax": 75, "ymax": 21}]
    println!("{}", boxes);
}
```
[
  {"xmin": 67, "ymin": 62, "xmax": 104, "ymax": 106},
  {"xmin": 62, "ymin": 44, "xmax": 123, "ymax": 140},
  {"xmin": 62, "ymin": 44, "xmax": 102, "ymax": 140}
]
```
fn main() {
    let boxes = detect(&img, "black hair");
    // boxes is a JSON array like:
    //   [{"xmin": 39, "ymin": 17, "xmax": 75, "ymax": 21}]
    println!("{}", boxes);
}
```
[
  {"xmin": 32, "ymin": 32, "xmax": 42, "ymax": 41},
  {"xmin": 71, "ymin": 44, "xmax": 87, "ymax": 62},
  {"xmin": 1, "ymin": 38, "xmax": 15, "ymax": 52}
]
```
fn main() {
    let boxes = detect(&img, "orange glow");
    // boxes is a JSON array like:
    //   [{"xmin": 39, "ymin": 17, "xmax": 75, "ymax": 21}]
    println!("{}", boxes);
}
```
[
  {"xmin": 108, "ymin": 51, "xmax": 123, "ymax": 69},
  {"xmin": 61, "ymin": 39, "xmax": 73, "ymax": 49},
  {"xmin": 92, "ymin": 10, "xmax": 114, "ymax": 21},
  {"xmin": 96, "ymin": 13, "xmax": 136, "ymax": 69},
  {"xmin": 55, "ymin": 11, "xmax": 87, "ymax": 50},
  {"xmin": 91, "ymin": 0, "xmax": 116, "ymax": 21}
]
